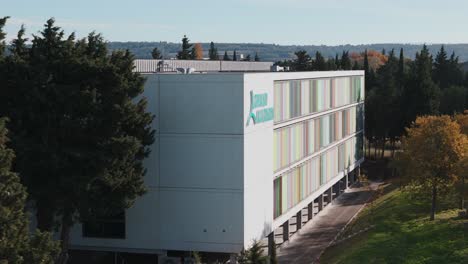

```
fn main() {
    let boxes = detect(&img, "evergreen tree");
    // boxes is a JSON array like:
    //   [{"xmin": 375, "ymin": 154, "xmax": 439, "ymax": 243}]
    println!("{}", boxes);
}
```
[
  {"xmin": 208, "ymin": 41, "xmax": 218, "ymax": 60},
  {"xmin": 363, "ymin": 49, "xmax": 370, "ymax": 76},
  {"xmin": 0, "ymin": 16, "xmax": 9, "ymax": 58},
  {"xmin": 10, "ymin": 25, "xmax": 29, "ymax": 60},
  {"xmin": 381, "ymin": 48, "xmax": 386, "ymax": 56},
  {"xmin": 433, "ymin": 45, "xmax": 450, "ymax": 89},
  {"xmin": 243, "ymin": 54, "xmax": 251, "ymax": 61},
  {"xmin": 327, "ymin": 57, "xmax": 337, "ymax": 71},
  {"xmin": 0, "ymin": 18, "xmax": 155, "ymax": 263},
  {"xmin": 0, "ymin": 118, "xmax": 60, "ymax": 264},
  {"xmin": 233, "ymin": 50, "xmax": 237, "ymax": 61},
  {"xmin": 335, "ymin": 53, "xmax": 340, "ymax": 69},
  {"xmin": 176, "ymin": 35, "xmax": 192, "ymax": 60},
  {"xmin": 151, "ymin": 47, "xmax": 162, "ymax": 59},
  {"xmin": 293, "ymin": 50, "xmax": 311, "ymax": 71},
  {"xmin": 314, "ymin": 51, "xmax": 327, "ymax": 71},
  {"xmin": 223, "ymin": 51, "xmax": 231, "ymax": 61},
  {"xmin": 340, "ymin": 51, "xmax": 352, "ymax": 70},
  {"xmin": 254, "ymin": 52, "xmax": 260, "ymax": 61},
  {"xmin": 397, "ymin": 48, "xmax": 405, "ymax": 87},
  {"xmin": 352, "ymin": 60, "xmax": 360, "ymax": 70},
  {"xmin": 403, "ymin": 44, "xmax": 440, "ymax": 125}
]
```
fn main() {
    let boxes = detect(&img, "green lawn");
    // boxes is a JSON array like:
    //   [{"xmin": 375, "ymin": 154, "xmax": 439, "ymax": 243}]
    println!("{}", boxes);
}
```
[{"xmin": 320, "ymin": 184, "xmax": 468, "ymax": 264}]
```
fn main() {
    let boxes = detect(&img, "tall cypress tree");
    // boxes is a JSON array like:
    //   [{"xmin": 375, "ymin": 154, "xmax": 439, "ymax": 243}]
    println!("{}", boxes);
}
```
[
  {"xmin": 208, "ymin": 41, "xmax": 218, "ymax": 60},
  {"xmin": 335, "ymin": 53, "xmax": 340, "ymax": 69},
  {"xmin": 233, "ymin": 50, "xmax": 238, "ymax": 61},
  {"xmin": 254, "ymin": 52, "xmax": 260, "ymax": 61},
  {"xmin": 363, "ymin": 49, "xmax": 370, "ymax": 76},
  {"xmin": 176, "ymin": 35, "xmax": 192, "ymax": 60},
  {"xmin": 223, "ymin": 51, "xmax": 230, "ymax": 61}
]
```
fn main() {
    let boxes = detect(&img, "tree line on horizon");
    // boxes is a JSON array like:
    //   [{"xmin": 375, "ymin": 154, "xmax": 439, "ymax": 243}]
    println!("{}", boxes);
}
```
[{"xmin": 151, "ymin": 35, "xmax": 261, "ymax": 62}]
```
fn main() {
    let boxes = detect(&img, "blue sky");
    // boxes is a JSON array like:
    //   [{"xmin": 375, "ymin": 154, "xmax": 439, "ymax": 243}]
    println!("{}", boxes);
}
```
[{"xmin": 2, "ymin": 0, "xmax": 467, "ymax": 45}]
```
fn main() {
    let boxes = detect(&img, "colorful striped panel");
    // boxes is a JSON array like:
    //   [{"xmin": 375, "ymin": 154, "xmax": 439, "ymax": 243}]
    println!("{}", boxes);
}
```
[
  {"xmin": 273, "ymin": 105, "xmax": 363, "ymax": 172},
  {"xmin": 274, "ymin": 76, "xmax": 364, "ymax": 123},
  {"xmin": 273, "ymin": 133, "xmax": 364, "ymax": 218}
]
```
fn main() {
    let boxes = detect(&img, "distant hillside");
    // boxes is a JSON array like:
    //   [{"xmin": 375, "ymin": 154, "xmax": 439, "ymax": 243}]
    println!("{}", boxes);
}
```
[{"xmin": 108, "ymin": 42, "xmax": 468, "ymax": 62}]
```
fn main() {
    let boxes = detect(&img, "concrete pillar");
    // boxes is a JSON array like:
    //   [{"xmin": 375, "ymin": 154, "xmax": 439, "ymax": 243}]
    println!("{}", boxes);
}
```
[
  {"xmin": 268, "ymin": 232, "xmax": 275, "ymax": 257},
  {"xmin": 307, "ymin": 202, "xmax": 313, "ymax": 221},
  {"xmin": 357, "ymin": 166, "xmax": 361, "ymax": 182},
  {"xmin": 230, "ymin": 254, "xmax": 237, "ymax": 264},
  {"xmin": 282, "ymin": 220, "xmax": 289, "ymax": 242},
  {"xmin": 327, "ymin": 187, "xmax": 333, "ymax": 204},
  {"xmin": 296, "ymin": 211, "xmax": 302, "ymax": 230},
  {"xmin": 318, "ymin": 195, "xmax": 323, "ymax": 211}
]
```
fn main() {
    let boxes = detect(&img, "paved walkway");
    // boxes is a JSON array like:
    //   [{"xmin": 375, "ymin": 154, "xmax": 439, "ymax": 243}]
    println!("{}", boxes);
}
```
[{"xmin": 277, "ymin": 182, "xmax": 379, "ymax": 264}]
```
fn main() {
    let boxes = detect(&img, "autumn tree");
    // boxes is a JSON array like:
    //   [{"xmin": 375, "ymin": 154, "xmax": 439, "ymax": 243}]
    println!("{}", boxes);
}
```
[
  {"xmin": 191, "ymin": 43, "xmax": 203, "ymax": 60},
  {"xmin": 151, "ymin": 47, "xmax": 162, "ymax": 59},
  {"xmin": 396, "ymin": 116, "xmax": 466, "ymax": 220},
  {"xmin": 176, "ymin": 35, "xmax": 192, "ymax": 59},
  {"xmin": 454, "ymin": 111, "xmax": 468, "ymax": 210}
]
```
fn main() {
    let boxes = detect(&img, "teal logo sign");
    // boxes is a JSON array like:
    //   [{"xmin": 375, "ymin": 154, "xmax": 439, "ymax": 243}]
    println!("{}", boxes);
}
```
[{"xmin": 246, "ymin": 91, "xmax": 274, "ymax": 126}]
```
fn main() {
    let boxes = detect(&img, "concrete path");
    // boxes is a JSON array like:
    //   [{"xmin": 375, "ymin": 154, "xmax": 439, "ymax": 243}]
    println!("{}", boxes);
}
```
[{"xmin": 277, "ymin": 182, "xmax": 379, "ymax": 264}]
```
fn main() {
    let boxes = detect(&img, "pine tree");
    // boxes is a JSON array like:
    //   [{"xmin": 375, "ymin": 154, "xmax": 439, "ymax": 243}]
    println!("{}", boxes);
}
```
[
  {"xmin": 233, "ymin": 50, "xmax": 238, "ymax": 61},
  {"xmin": 254, "ymin": 52, "xmax": 260, "ymax": 61},
  {"xmin": 314, "ymin": 51, "xmax": 327, "ymax": 71},
  {"xmin": 433, "ymin": 45, "xmax": 449, "ymax": 89},
  {"xmin": 208, "ymin": 41, "xmax": 218, "ymax": 60},
  {"xmin": 293, "ymin": 50, "xmax": 311, "ymax": 71},
  {"xmin": 340, "ymin": 51, "xmax": 352, "ymax": 70},
  {"xmin": 176, "ymin": 35, "xmax": 193, "ymax": 60},
  {"xmin": 151, "ymin": 47, "xmax": 162, "ymax": 59},
  {"xmin": 404, "ymin": 44, "xmax": 440, "ymax": 125},
  {"xmin": 223, "ymin": 51, "xmax": 230, "ymax": 61}
]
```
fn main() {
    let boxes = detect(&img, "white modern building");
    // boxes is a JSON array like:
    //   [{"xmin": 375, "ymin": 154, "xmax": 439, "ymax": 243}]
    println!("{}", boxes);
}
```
[{"xmin": 69, "ymin": 69, "xmax": 365, "ymax": 261}]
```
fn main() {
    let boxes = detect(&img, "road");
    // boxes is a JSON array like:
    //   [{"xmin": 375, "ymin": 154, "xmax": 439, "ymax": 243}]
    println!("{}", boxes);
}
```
[{"xmin": 276, "ymin": 182, "xmax": 378, "ymax": 264}]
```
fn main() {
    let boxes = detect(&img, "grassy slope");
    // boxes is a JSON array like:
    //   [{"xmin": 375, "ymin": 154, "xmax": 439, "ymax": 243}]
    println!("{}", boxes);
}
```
[{"xmin": 320, "ymin": 184, "xmax": 468, "ymax": 264}]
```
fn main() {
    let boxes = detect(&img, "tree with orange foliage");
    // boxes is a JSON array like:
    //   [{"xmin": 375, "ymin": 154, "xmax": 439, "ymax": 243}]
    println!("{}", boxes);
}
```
[
  {"xmin": 396, "ymin": 115, "xmax": 467, "ymax": 220},
  {"xmin": 191, "ymin": 43, "xmax": 203, "ymax": 60},
  {"xmin": 454, "ymin": 110, "xmax": 468, "ymax": 210}
]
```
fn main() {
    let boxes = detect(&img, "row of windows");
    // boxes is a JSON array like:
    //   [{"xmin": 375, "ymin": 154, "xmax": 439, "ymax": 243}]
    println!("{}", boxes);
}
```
[
  {"xmin": 273, "ymin": 76, "xmax": 364, "ymax": 123},
  {"xmin": 273, "ymin": 133, "xmax": 364, "ymax": 218},
  {"xmin": 273, "ymin": 104, "xmax": 364, "ymax": 172}
]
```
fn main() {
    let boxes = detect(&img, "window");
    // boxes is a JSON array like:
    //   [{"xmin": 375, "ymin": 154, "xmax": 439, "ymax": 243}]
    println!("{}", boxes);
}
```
[{"xmin": 82, "ymin": 212, "xmax": 125, "ymax": 239}]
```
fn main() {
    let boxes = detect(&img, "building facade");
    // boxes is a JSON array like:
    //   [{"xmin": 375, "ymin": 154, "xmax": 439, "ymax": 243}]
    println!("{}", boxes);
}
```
[{"xmin": 69, "ymin": 71, "xmax": 365, "ymax": 258}]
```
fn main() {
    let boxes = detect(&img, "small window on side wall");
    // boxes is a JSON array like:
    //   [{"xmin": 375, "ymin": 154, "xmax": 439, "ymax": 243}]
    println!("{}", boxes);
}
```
[{"xmin": 82, "ymin": 211, "xmax": 125, "ymax": 239}]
